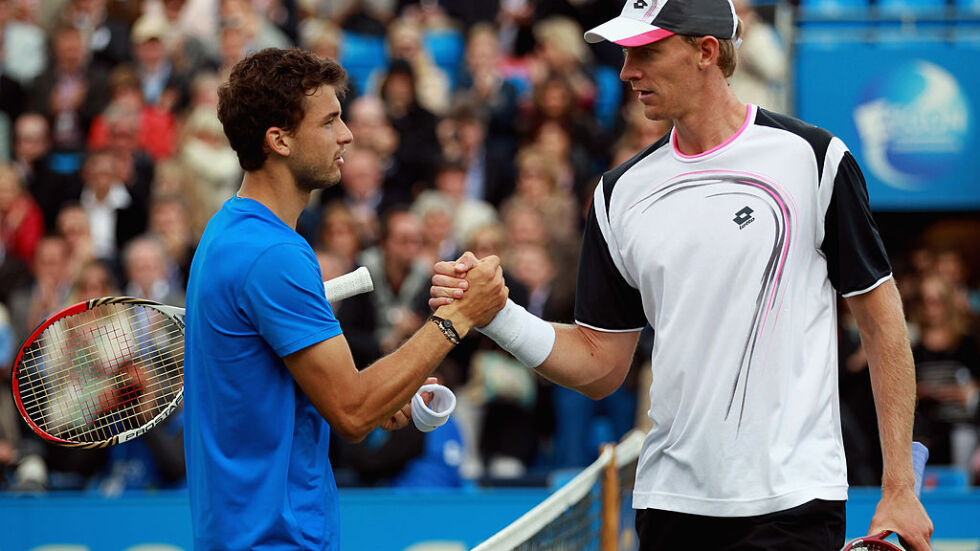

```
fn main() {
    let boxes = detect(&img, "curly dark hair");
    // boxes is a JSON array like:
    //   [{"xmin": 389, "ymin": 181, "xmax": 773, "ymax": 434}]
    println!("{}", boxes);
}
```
[{"xmin": 217, "ymin": 48, "xmax": 349, "ymax": 171}]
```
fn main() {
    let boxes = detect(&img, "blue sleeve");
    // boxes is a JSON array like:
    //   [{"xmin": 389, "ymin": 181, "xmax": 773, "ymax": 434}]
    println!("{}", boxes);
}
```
[{"xmin": 239, "ymin": 243, "xmax": 343, "ymax": 357}]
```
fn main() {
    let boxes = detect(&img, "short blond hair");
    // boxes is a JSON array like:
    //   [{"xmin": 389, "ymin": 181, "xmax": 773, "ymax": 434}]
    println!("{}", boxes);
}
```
[{"xmin": 683, "ymin": 18, "xmax": 743, "ymax": 79}]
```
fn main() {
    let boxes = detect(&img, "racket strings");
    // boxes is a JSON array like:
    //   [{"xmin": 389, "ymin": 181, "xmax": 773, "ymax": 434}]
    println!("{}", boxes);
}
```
[{"xmin": 16, "ymin": 303, "xmax": 183, "ymax": 443}]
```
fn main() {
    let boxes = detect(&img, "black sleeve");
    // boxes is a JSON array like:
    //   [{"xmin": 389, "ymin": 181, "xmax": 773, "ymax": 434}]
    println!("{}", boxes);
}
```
[
  {"xmin": 820, "ymin": 152, "xmax": 892, "ymax": 295},
  {"xmin": 574, "ymin": 203, "xmax": 646, "ymax": 330}
]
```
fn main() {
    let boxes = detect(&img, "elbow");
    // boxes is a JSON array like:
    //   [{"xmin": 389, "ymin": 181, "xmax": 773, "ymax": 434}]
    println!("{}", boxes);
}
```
[
  {"xmin": 335, "ymin": 417, "xmax": 373, "ymax": 443},
  {"xmin": 331, "ymin": 404, "xmax": 376, "ymax": 443}
]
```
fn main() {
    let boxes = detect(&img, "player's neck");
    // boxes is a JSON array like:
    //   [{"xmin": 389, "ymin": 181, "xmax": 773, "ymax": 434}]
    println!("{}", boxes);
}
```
[
  {"xmin": 237, "ymin": 167, "xmax": 310, "ymax": 229},
  {"xmin": 672, "ymin": 88, "xmax": 747, "ymax": 157}
]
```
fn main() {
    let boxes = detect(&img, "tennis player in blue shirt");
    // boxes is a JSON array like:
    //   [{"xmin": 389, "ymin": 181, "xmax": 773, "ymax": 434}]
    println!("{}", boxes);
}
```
[{"xmin": 183, "ymin": 48, "xmax": 507, "ymax": 550}]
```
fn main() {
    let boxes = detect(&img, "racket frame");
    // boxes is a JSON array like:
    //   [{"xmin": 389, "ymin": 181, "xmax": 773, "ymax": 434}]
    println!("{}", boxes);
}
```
[{"xmin": 10, "ymin": 297, "xmax": 186, "ymax": 449}]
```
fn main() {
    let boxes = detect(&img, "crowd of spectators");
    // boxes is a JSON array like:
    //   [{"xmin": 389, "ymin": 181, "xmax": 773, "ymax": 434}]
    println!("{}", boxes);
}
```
[{"xmin": 0, "ymin": 0, "xmax": 974, "ymax": 495}]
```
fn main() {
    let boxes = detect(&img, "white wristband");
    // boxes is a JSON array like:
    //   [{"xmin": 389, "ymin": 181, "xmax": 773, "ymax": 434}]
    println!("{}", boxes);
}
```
[
  {"xmin": 412, "ymin": 384, "xmax": 456, "ymax": 432},
  {"xmin": 476, "ymin": 299, "xmax": 556, "ymax": 368}
]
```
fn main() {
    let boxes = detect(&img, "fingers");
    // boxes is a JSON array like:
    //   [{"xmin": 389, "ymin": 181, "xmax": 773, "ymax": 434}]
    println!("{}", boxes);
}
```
[{"xmin": 454, "ymin": 251, "xmax": 480, "ymax": 273}]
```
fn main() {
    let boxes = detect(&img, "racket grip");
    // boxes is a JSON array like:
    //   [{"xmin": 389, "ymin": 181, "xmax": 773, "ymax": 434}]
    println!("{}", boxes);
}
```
[
  {"xmin": 323, "ymin": 266, "xmax": 374, "ymax": 303},
  {"xmin": 912, "ymin": 441, "xmax": 929, "ymax": 497}
]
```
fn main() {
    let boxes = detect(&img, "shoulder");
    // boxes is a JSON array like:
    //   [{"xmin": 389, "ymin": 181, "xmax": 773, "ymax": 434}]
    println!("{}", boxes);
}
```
[
  {"xmin": 598, "ymin": 131, "xmax": 671, "ymax": 216},
  {"xmin": 754, "ymin": 108, "xmax": 837, "ymax": 178}
]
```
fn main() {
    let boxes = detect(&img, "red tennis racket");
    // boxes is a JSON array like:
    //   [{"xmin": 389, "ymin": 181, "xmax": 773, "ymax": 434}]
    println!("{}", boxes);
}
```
[
  {"xmin": 840, "ymin": 442, "xmax": 930, "ymax": 551},
  {"xmin": 10, "ymin": 267, "xmax": 373, "ymax": 448}
]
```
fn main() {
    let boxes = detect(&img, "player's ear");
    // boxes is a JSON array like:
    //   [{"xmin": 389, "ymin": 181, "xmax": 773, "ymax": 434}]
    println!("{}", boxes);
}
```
[
  {"xmin": 265, "ymin": 127, "xmax": 291, "ymax": 158},
  {"xmin": 697, "ymin": 36, "xmax": 720, "ymax": 71}
]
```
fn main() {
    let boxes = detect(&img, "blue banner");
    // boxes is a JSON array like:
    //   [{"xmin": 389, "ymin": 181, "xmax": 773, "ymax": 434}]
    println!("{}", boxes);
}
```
[
  {"xmin": 1, "ymin": 488, "xmax": 978, "ymax": 550},
  {"xmin": 796, "ymin": 40, "xmax": 980, "ymax": 210}
]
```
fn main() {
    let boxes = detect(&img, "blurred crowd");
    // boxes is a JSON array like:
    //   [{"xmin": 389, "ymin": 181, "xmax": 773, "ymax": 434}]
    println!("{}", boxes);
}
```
[{"xmin": 0, "ymin": 0, "xmax": 973, "ymax": 495}]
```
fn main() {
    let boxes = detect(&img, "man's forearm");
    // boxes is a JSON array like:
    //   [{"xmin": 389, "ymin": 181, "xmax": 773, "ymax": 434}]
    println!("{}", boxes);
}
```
[{"xmin": 850, "ymin": 282, "xmax": 917, "ymax": 489}]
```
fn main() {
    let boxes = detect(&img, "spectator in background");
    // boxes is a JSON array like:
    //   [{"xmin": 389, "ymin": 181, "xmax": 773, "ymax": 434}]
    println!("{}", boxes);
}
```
[
  {"xmin": 911, "ymin": 274, "xmax": 980, "ymax": 468},
  {"xmin": 934, "ymin": 247, "xmax": 975, "ymax": 319},
  {"xmin": 502, "ymin": 146, "xmax": 578, "ymax": 249},
  {"xmin": 219, "ymin": 0, "xmax": 292, "ymax": 52},
  {"xmin": 87, "ymin": 65, "xmax": 178, "ymax": 161},
  {"xmin": 339, "ymin": 207, "xmax": 429, "ymax": 365},
  {"xmin": 299, "ymin": 16, "xmax": 342, "ymax": 63},
  {"xmin": 529, "ymin": 119, "xmax": 591, "ymax": 200},
  {"xmin": 530, "ymin": 16, "xmax": 596, "ymax": 111},
  {"xmin": 215, "ymin": 20, "xmax": 249, "ymax": 82},
  {"xmin": 101, "ymin": 103, "xmax": 155, "ymax": 210},
  {"xmin": 0, "ymin": 27, "xmax": 26, "ymax": 160},
  {"xmin": 381, "ymin": 19, "xmax": 450, "ymax": 116},
  {"xmin": 343, "ymin": 96, "xmax": 403, "ymax": 193},
  {"xmin": 454, "ymin": 223, "xmax": 538, "ymax": 479},
  {"xmin": 437, "ymin": 101, "xmax": 513, "ymax": 207},
  {"xmin": 380, "ymin": 59, "xmax": 440, "ymax": 193},
  {"xmin": 411, "ymin": 190, "xmax": 458, "ymax": 265},
  {"xmin": 54, "ymin": 203, "xmax": 95, "ymax": 281},
  {"xmin": 0, "ymin": 164, "xmax": 43, "ymax": 265},
  {"xmin": 29, "ymin": 25, "xmax": 110, "ymax": 153},
  {"xmin": 430, "ymin": 159, "xmax": 497, "ymax": 244},
  {"xmin": 523, "ymin": 73, "xmax": 605, "ymax": 170},
  {"xmin": 611, "ymin": 101, "xmax": 672, "ymax": 166},
  {"xmin": 78, "ymin": 149, "xmax": 145, "ymax": 262},
  {"xmin": 57, "ymin": 0, "xmax": 131, "ymax": 70},
  {"xmin": 177, "ymin": 105, "xmax": 240, "ymax": 220},
  {"xmin": 454, "ymin": 23, "xmax": 520, "ymax": 153},
  {"xmin": 0, "ymin": 0, "xmax": 47, "ymax": 86},
  {"xmin": 730, "ymin": 0, "xmax": 787, "ymax": 113},
  {"xmin": 316, "ymin": 201, "xmax": 362, "ymax": 270},
  {"xmin": 362, "ymin": 207, "xmax": 429, "ymax": 355},
  {"xmin": 12, "ymin": 113, "xmax": 82, "ymax": 230},
  {"xmin": 0, "ymin": 239, "xmax": 31, "ymax": 305},
  {"xmin": 122, "ymin": 234, "xmax": 185, "ymax": 306},
  {"xmin": 6, "ymin": 236, "xmax": 71, "ymax": 346},
  {"xmin": 502, "ymin": 200, "xmax": 549, "ymax": 249},
  {"xmin": 147, "ymin": 195, "xmax": 195, "ymax": 287},
  {"xmin": 154, "ymin": 0, "xmax": 213, "ymax": 77},
  {"xmin": 336, "ymin": 147, "xmax": 400, "ymax": 246},
  {"xmin": 130, "ymin": 13, "xmax": 188, "ymax": 115}
]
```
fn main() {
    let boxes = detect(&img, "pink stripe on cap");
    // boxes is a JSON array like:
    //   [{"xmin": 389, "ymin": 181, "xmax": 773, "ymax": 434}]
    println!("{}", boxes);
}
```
[{"xmin": 614, "ymin": 28, "xmax": 675, "ymax": 47}]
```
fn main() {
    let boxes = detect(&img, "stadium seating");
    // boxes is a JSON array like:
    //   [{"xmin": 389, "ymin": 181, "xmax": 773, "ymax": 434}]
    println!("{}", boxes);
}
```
[
  {"xmin": 339, "ymin": 32, "xmax": 388, "ymax": 96},
  {"xmin": 424, "ymin": 29, "xmax": 465, "ymax": 90}
]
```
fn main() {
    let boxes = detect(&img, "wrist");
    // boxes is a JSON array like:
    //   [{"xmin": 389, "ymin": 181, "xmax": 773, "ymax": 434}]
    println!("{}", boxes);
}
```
[
  {"xmin": 476, "ymin": 298, "xmax": 556, "ymax": 368},
  {"xmin": 433, "ymin": 304, "xmax": 474, "ymax": 338}
]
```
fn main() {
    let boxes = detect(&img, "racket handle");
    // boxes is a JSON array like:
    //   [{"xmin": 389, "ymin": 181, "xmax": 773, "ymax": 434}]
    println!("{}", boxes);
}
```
[
  {"xmin": 323, "ymin": 266, "xmax": 374, "ymax": 303},
  {"xmin": 912, "ymin": 441, "xmax": 929, "ymax": 497}
]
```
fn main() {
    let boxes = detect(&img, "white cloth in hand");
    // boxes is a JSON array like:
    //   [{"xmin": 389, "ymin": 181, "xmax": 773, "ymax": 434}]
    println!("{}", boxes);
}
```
[{"xmin": 411, "ymin": 384, "xmax": 456, "ymax": 432}]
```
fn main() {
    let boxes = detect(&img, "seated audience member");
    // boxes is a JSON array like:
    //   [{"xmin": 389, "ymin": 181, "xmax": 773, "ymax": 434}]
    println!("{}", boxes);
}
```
[
  {"xmin": 6, "ymin": 236, "xmax": 72, "ymax": 346},
  {"xmin": 78, "ymin": 150, "xmax": 146, "ymax": 262},
  {"xmin": 0, "ymin": 164, "xmax": 43, "ymax": 265},
  {"xmin": 338, "ymin": 207, "xmax": 430, "ymax": 366},
  {"xmin": 87, "ymin": 66, "xmax": 178, "ymax": 161},
  {"xmin": 911, "ymin": 274, "xmax": 980, "ymax": 468},
  {"xmin": 147, "ymin": 196, "xmax": 196, "ymax": 288},
  {"xmin": 122, "ymin": 235, "xmax": 185, "ymax": 306},
  {"xmin": 11, "ymin": 113, "xmax": 83, "ymax": 231}
]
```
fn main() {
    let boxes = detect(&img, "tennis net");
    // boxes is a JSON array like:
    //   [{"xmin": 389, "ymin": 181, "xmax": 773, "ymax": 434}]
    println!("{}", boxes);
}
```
[{"xmin": 471, "ymin": 430, "xmax": 645, "ymax": 551}]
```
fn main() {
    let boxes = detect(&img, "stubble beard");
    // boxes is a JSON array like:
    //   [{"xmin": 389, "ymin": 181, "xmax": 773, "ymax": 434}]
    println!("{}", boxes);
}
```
[{"xmin": 294, "ymin": 162, "xmax": 341, "ymax": 193}]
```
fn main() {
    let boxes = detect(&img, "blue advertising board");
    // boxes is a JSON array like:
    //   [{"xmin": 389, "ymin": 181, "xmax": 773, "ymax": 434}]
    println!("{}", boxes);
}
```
[
  {"xmin": 0, "ymin": 488, "xmax": 978, "ymax": 550},
  {"xmin": 796, "ymin": 40, "xmax": 980, "ymax": 210}
]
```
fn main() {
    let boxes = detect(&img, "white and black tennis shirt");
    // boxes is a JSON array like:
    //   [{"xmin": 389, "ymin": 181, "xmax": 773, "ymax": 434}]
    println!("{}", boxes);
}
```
[{"xmin": 576, "ymin": 105, "xmax": 892, "ymax": 517}]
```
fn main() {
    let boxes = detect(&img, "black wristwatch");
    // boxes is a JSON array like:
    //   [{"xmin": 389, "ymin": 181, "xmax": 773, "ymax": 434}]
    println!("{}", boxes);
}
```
[{"xmin": 429, "ymin": 315, "xmax": 461, "ymax": 345}]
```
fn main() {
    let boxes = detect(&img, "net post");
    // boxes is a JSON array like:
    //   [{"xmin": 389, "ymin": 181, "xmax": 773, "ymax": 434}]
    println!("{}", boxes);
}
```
[{"xmin": 600, "ymin": 442, "xmax": 619, "ymax": 551}]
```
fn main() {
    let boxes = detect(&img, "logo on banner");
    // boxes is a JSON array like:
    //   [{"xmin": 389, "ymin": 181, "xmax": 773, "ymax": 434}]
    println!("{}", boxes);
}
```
[{"xmin": 853, "ymin": 60, "xmax": 971, "ymax": 190}]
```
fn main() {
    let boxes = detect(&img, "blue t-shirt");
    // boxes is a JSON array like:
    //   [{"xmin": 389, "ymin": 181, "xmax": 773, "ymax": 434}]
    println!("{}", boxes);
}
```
[{"xmin": 184, "ymin": 197, "xmax": 343, "ymax": 550}]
